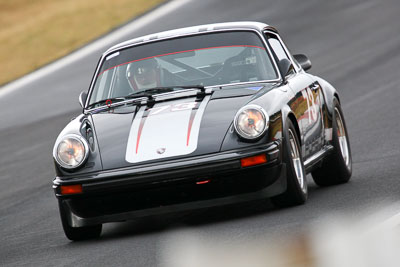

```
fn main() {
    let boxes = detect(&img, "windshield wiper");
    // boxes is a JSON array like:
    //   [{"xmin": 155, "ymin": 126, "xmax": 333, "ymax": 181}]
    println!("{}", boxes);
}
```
[
  {"xmin": 126, "ymin": 85, "xmax": 206, "ymax": 100},
  {"xmin": 175, "ymin": 85, "xmax": 205, "ymax": 91},
  {"xmin": 127, "ymin": 85, "xmax": 205, "ymax": 97},
  {"xmin": 87, "ymin": 97, "xmax": 126, "ymax": 109},
  {"xmin": 88, "ymin": 85, "xmax": 206, "ymax": 109},
  {"xmin": 177, "ymin": 85, "xmax": 205, "ymax": 94},
  {"xmin": 126, "ymin": 87, "xmax": 175, "ymax": 100}
]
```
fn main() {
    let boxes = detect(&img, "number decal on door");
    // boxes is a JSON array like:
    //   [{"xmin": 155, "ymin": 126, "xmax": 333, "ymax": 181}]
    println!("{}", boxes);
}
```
[{"xmin": 303, "ymin": 87, "xmax": 318, "ymax": 124}]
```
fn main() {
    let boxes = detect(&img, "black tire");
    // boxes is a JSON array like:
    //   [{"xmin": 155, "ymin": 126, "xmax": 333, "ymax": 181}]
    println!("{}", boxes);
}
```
[
  {"xmin": 271, "ymin": 119, "xmax": 307, "ymax": 207},
  {"xmin": 312, "ymin": 98, "xmax": 352, "ymax": 186},
  {"xmin": 58, "ymin": 201, "xmax": 102, "ymax": 241}
]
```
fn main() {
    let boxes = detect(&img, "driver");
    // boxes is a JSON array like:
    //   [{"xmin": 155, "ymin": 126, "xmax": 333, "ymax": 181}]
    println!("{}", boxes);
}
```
[{"xmin": 126, "ymin": 58, "xmax": 161, "ymax": 91}]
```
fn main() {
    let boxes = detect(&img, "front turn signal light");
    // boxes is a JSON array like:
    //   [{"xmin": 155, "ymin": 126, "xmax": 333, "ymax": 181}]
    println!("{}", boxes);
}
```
[
  {"xmin": 241, "ymin": 154, "xmax": 267, "ymax": 167},
  {"xmin": 60, "ymin": 184, "xmax": 83, "ymax": 195}
]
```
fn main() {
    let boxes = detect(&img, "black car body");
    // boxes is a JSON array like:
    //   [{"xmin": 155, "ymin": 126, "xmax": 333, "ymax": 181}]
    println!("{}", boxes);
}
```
[{"xmin": 52, "ymin": 22, "xmax": 352, "ymax": 240}]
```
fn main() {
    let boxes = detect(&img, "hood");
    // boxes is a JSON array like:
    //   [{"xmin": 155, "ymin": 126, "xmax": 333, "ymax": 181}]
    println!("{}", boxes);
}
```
[{"xmin": 90, "ymin": 84, "xmax": 274, "ymax": 170}]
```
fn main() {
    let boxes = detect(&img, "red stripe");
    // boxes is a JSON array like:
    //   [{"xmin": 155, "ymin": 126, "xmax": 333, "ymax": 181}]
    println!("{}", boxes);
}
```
[
  {"xmin": 136, "ymin": 116, "xmax": 146, "ymax": 154},
  {"xmin": 186, "ymin": 105, "xmax": 198, "ymax": 146},
  {"xmin": 98, "ymin": 45, "xmax": 266, "ymax": 77},
  {"xmin": 196, "ymin": 180, "xmax": 210, "ymax": 185},
  {"xmin": 186, "ymin": 119, "xmax": 194, "ymax": 146}
]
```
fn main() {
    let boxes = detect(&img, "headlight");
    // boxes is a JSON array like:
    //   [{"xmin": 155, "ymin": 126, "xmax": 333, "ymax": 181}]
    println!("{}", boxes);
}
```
[
  {"xmin": 234, "ymin": 105, "xmax": 269, "ymax": 140},
  {"xmin": 54, "ymin": 134, "xmax": 89, "ymax": 169}
]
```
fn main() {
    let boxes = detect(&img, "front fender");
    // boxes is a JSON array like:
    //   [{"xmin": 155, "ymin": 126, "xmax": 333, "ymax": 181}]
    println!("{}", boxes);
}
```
[
  {"xmin": 220, "ymin": 93, "xmax": 285, "ymax": 151},
  {"xmin": 53, "ymin": 114, "xmax": 103, "ymax": 177}
]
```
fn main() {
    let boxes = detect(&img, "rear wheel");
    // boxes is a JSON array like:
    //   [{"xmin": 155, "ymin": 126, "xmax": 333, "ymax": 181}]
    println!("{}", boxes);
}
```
[
  {"xmin": 58, "ymin": 201, "xmax": 102, "ymax": 241},
  {"xmin": 312, "ymin": 98, "xmax": 352, "ymax": 186},
  {"xmin": 271, "ymin": 119, "xmax": 307, "ymax": 207}
]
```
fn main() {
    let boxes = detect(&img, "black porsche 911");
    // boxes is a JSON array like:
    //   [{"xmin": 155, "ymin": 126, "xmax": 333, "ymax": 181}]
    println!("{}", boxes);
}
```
[{"xmin": 52, "ymin": 21, "xmax": 352, "ymax": 240}]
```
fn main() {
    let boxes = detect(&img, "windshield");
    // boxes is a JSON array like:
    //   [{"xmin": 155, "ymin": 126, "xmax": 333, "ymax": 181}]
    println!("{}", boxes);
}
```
[{"xmin": 88, "ymin": 31, "xmax": 278, "ymax": 106}]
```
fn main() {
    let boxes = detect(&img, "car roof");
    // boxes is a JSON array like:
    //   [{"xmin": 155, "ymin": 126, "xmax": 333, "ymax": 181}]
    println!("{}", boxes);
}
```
[{"xmin": 104, "ymin": 21, "xmax": 277, "ymax": 55}]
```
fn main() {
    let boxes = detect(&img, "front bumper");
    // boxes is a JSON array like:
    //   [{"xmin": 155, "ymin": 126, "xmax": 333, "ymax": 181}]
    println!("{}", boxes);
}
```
[{"xmin": 54, "ymin": 142, "xmax": 286, "ymax": 227}]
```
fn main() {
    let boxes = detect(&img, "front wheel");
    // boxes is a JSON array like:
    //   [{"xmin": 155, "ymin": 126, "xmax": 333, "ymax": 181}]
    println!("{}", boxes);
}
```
[
  {"xmin": 271, "ymin": 119, "xmax": 307, "ymax": 207},
  {"xmin": 312, "ymin": 98, "xmax": 352, "ymax": 186},
  {"xmin": 58, "ymin": 201, "xmax": 102, "ymax": 241}
]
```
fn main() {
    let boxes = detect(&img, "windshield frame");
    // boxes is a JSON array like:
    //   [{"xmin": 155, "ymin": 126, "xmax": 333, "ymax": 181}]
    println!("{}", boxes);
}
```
[{"xmin": 84, "ymin": 29, "xmax": 282, "ymax": 110}]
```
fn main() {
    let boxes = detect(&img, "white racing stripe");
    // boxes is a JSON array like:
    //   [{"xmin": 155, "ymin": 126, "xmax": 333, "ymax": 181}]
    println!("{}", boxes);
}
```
[
  {"xmin": 0, "ymin": 0, "xmax": 191, "ymax": 98},
  {"xmin": 126, "ymin": 96, "xmax": 210, "ymax": 163}
]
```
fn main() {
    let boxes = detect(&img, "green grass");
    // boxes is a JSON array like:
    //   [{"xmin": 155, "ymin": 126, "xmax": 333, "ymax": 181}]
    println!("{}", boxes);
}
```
[{"xmin": 0, "ymin": 0, "xmax": 165, "ymax": 86}]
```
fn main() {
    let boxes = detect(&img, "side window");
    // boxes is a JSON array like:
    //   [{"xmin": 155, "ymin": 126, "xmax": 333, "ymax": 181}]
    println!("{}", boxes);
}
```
[{"xmin": 265, "ymin": 33, "xmax": 296, "ymax": 75}]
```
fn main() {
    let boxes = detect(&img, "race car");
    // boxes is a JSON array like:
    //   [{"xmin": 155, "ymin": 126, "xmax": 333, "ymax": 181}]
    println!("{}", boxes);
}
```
[{"xmin": 52, "ymin": 21, "xmax": 352, "ymax": 241}]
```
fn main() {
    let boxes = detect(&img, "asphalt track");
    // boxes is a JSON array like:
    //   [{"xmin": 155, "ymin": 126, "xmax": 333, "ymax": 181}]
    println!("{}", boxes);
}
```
[{"xmin": 1, "ymin": 0, "xmax": 400, "ymax": 265}]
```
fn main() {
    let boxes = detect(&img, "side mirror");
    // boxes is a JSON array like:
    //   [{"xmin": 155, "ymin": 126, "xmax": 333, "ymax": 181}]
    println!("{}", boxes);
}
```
[
  {"xmin": 278, "ymin": 58, "xmax": 294, "ymax": 82},
  {"xmin": 79, "ymin": 91, "xmax": 87, "ymax": 108},
  {"xmin": 293, "ymin": 54, "xmax": 312, "ymax": 71}
]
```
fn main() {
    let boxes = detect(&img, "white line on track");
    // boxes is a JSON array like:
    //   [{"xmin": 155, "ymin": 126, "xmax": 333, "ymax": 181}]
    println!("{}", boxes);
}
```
[
  {"xmin": 363, "ymin": 205, "xmax": 400, "ymax": 236},
  {"xmin": 374, "ymin": 210, "xmax": 400, "ymax": 230},
  {"xmin": 0, "ymin": 0, "xmax": 191, "ymax": 99}
]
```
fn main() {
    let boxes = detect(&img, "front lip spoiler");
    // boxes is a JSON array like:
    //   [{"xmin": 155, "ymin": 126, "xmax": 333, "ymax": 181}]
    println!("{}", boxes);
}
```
[
  {"xmin": 53, "ymin": 142, "xmax": 281, "ymax": 197},
  {"xmin": 61, "ymin": 164, "xmax": 287, "ymax": 227}
]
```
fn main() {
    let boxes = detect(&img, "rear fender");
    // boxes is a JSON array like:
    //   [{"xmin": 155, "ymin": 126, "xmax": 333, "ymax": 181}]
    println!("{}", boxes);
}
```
[{"xmin": 313, "ymin": 76, "xmax": 339, "ymax": 129}]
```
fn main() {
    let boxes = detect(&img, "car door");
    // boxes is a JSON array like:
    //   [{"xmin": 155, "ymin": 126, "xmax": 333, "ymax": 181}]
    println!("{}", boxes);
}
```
[{"xmin": 264, "ymin": 31, "xmax": 324, "ymax": 160}]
